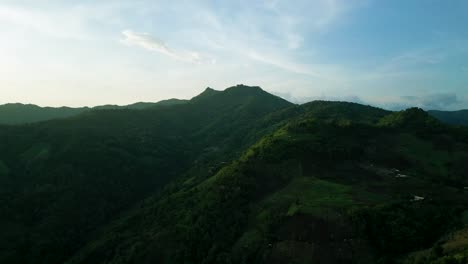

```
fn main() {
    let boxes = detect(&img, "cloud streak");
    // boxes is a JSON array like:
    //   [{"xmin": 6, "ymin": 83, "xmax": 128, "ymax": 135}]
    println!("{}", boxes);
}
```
[
  {"xmin": 374, "ymin": 93, "xmax": 464, "ymax": 111},
  {"xmin": 400, "ymin": 94, "xmax": 461, "ymax": 110},
  {"xmin": 121, "ymin": 30, "xmax": 214, "ymax": 64}
]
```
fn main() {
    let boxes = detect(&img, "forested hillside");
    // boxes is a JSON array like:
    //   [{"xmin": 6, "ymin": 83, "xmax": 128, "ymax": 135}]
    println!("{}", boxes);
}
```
[
  {"xmin": 67, "ymin": 104, "xmax": 468, "ymax": 264},
  {"xmin": 1, "ymin": 85, "xmax": 467, "ymax": 264},
  {"xmin": 0, "ymin": 85, "xmax": 291, "ymax": 263}
]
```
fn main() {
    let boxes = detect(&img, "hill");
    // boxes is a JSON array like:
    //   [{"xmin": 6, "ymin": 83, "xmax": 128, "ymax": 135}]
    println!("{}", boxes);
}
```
[
  {"xmin": 429, "ymin": 110, "xmax": 468, "ymax": 127},
  {"xmin": 0, "ymin": 86, "xmax": 467, "ymax": 264},
  {"xmin": 0, "ymin": 103, "xmax": 88, "ymax": 125},
  {"xmin": 0, "ymin": 99, "xmax": 188, "ymax": 125}
]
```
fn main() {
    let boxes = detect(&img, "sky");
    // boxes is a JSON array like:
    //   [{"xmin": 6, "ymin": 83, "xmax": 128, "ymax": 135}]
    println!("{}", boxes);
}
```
[{"xmin": 0, "ymin": 0, "xmax": 467, "ymax": 110}]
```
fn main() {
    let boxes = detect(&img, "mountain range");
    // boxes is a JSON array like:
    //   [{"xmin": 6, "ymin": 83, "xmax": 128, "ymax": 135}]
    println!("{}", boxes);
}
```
[
  {"xmin": 1, "ymin": 85, "xmax": 467, "ymax": 264},
  {"xmin": 0, "ymin": 99, "xmax": 187, "ymax": 125},
  {"xmin": 1, "ymin": 92, "xmax": 467, "ymax": 127}
]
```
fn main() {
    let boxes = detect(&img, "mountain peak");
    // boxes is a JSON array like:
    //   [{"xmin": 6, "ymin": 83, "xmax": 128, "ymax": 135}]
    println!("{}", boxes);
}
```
[
  {"xmin": 188, "ymin": 85, "xmax": 292, "ymax": 114},
  {"xmin": 191, "ymin": 87, "xmax": 221, "ymax": 101},
  {"xmin": 225, "ymin": 84, "xmax": 264, "ymax": 93},
  {"xmin": 191, "ymin": 85, "xmax": 267, "ymax": 102}
]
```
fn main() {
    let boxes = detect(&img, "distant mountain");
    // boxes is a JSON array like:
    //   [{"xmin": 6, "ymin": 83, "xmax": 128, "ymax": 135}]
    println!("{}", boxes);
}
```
[
  {"xmin": 429, "ymin": 109, "xmax": 468, "ymax": 126},
  {"xmin": 93, "ymin": 99, "xmax": 187, "ymax": 110},
  {"xmin": 0, "ymin": 103, "xmax": 88, "ymax": 125},
  {"xmin": 0, "ymin": 99, "xmax": 188, "ymax": 125},
  {"xmin": 1, "ymin": 85, "xmax": 468, "ymax": 264}
]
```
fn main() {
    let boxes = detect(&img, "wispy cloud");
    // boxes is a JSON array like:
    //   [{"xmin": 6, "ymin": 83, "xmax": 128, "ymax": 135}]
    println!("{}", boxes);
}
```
[
  {"xmin": 383, "ymin": 49, "xmax": 446, "ymax": 70},
  {"xmin": 401, "ymin": 93, "xmax": 460, "ymax": 110},
  {"xmin": 375, "ymin": 93, "xmax": 464, "ymax": 110},
  {"xmin": 351, "ymin": 47, "xmax": 451, "ymax": 85},
  {"xmin": 121, "ymin": 30, "xmax": 214, "ymax": 64},
  {"xmin": 264, "ymin": 0, "xmax": 356, "ymax": 31},
  {"xmin": 165, "ymin": 0, "xmax": 363, "ymax": 69},
  {"xmin": 280, "ymin": 93, "xmax": 366, "ymax": 104}
]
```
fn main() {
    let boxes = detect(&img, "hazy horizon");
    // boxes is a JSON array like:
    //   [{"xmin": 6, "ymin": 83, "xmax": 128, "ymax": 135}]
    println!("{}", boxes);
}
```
[
  {"xmin": 2, "ymin": 84, "xmax": 468, "ymax": 112},
  {"xmin": 1, "ymin": 0, "xmax": 468, "ymax": 110}
]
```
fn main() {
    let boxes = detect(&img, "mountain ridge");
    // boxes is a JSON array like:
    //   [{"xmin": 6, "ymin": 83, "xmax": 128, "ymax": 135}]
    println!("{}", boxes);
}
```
[
  {"xmin": 1, "ymin": 85, "xmax": 468, "ymax": 127},
  {"xmin": 428, "ymin": 109, "xmax": 468, "ymax": 127},
  {"xmin": 0, "ymin": 99, "xmax": 188, "ymax": 125}
]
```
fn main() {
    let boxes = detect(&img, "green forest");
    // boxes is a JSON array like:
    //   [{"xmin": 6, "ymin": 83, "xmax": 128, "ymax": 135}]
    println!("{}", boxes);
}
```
[{"xmin": 1, "ymin": 85, "xmax": 468, "ymax": 264}]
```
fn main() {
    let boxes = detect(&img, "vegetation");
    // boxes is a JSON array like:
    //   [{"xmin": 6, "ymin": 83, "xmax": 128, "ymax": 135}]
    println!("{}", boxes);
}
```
[
  {"xmin": 0, "ymin": 85, "xmax": 467, "ymax": 263},
  {"xmin": 0, "ymin": 99, "xmax": 187, "ymax": 125}
]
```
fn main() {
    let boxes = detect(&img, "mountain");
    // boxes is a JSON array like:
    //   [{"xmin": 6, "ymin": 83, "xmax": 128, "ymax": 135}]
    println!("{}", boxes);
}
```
[
  {"xmin": 93, "ymin": 99, "xmax": 188, "ymax": 111},
  {"xmin": 0, "ymin": 99, "xmax": 188, "ymax": 125},
  {"xmin": 1, "ymin": 85, "xmax": 468, "ymax": 264},
  {"xmin": 429, "ymin": 110, "xmax": 468, "ymax": 127},
  {"xmin": 0, "ymin": 85, "xmax": 293, "ymax": 264},
  {"xmin": 0, "ymin": 103, "xmax": 88, "ymax": 125}
]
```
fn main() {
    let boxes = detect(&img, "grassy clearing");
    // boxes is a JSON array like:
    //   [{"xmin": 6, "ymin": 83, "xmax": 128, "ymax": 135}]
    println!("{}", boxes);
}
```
[{"xmin": 258, "ymin": 177, "xmax": 382, "ymax": 217}]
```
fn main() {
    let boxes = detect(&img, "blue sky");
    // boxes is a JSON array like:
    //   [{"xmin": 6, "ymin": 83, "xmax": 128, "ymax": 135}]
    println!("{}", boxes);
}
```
[{"xmin": 0, "ymin": 0, "xmax": 467, "ymax": 109}]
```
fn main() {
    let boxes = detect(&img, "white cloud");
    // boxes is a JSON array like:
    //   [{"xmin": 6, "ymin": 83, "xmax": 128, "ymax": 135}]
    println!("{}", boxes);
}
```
[
  {"xmin": 121, "ymin": 30, "xmax": 214, "ymax": 64},
  {"xmin": 358, "ymin": 93, "xmax": 468, "ymax": 111},
  {"xmin": 399, "ymin": 94, "xmax": 461, "ymax": 110}
]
